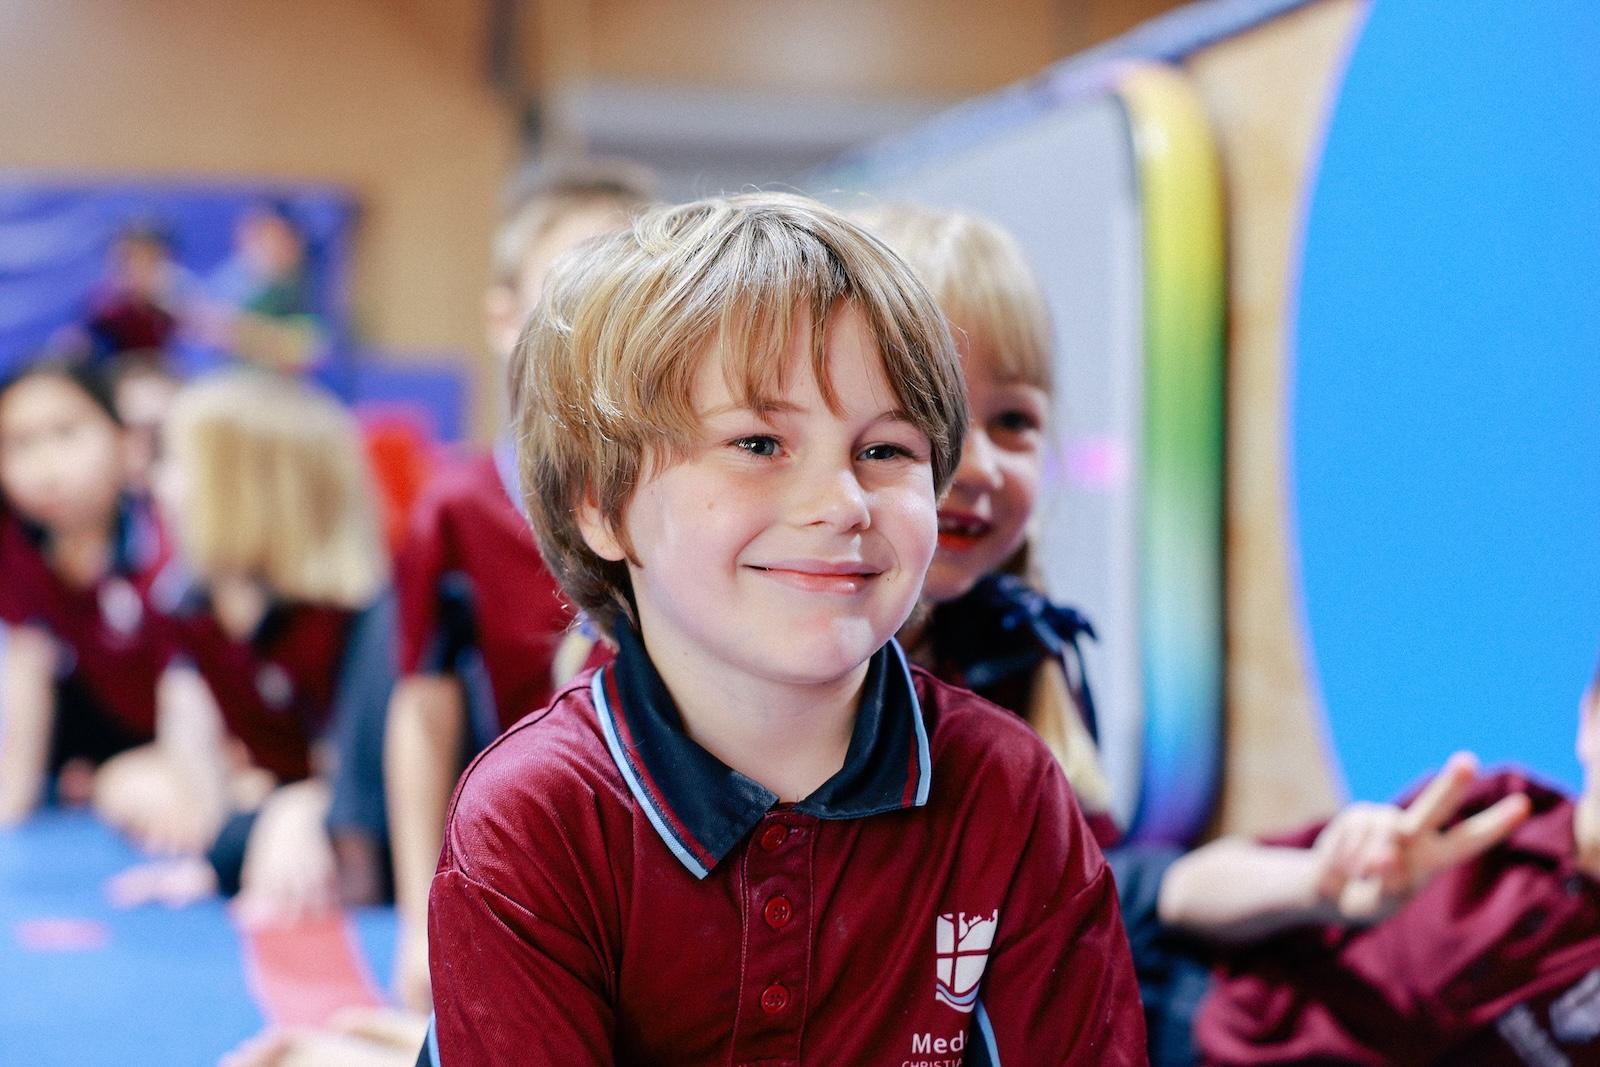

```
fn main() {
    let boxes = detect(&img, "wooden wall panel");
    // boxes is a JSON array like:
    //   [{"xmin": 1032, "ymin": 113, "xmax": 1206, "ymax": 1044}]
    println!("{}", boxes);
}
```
[{"xmin": 1183, "ymin": 0, "xmax": 1366, "ymax": 835}]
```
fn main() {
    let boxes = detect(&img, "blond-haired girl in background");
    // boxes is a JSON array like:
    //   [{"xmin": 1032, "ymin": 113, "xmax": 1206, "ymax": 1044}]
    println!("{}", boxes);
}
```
[{"xmin": 113, "ymin": 370, "xmax": 397, "ymax": 916}]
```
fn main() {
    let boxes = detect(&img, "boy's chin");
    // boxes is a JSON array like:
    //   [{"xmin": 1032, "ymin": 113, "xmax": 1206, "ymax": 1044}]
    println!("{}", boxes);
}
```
[{"xmin": 740, "ymin": 621, "xmax": 900, "ymax": 687}]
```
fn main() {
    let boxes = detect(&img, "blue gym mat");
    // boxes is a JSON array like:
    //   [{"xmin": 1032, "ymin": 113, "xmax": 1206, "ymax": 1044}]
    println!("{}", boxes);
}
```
[{"xmin": 0, "ymin": 811, "xmax": 397, "ymax": 1065}]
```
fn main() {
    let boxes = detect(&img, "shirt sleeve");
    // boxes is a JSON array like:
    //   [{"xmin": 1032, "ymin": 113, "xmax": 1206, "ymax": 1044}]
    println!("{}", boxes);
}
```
[
  {"xmin": 968, "ymin": 760, "xmax": 1148, "ymax": 1065},
  {"xmin": 427, "ymin": 755, "xmax": 619, "ymax": 1065},
  {"xmin": 394, "ymin": 490, "xmax": 454, "ymax": 676}
]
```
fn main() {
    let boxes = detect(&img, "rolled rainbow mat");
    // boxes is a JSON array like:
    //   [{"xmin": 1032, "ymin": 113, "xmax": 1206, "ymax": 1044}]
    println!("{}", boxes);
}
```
[{"xmin": 1115, "ymin": 63, "xmax": 1227, "ymax": 845}]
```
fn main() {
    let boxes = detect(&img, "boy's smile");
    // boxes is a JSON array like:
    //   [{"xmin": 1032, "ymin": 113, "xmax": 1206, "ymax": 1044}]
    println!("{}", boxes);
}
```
[{"xmin": 580, "ymin": 301, "xmax": 937, "ymax": 696}]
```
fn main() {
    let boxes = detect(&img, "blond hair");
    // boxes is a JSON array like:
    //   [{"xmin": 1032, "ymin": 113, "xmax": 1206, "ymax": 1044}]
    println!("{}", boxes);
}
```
[
  {"xmin": 493, "ymin": 158, "xmax": 657, "ymax": 289},
  {"xmin": 512, "ymin": 192, "xmax": 968, "ymax": 639},
  {"xmin": 856, "ymin": 204, "xmax": 1052, "ymax": 392},
  {"xmin": 165, "ymin": 371, "xmax": 386, "ymax": 607}
]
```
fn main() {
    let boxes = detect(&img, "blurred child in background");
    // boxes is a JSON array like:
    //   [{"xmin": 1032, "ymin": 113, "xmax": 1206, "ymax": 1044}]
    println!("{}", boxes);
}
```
[
  {"xmin": 108, "ymin": 350, "xmax": 182, "ymax": 498},
  {"xmin": 384, "ymin": 158, "xmax": 654, "ymax": 1011},
  {"xmin": 863, "ymin": 204, "xmax": 1119, "ymax": 845},
  {"xmin": 0, "ymin": 362, "xmax": 175, "ymax": 826},
  {"xmin": 84, "ymin": 223, "xmax": 189, "ymax": 361},
  {"xmin": 199, "ymin": 202, "xmax": 324, "ymax": 374},
  {"xmin": 113, "ymin": 371, "xmax": 398, "ymax": 916}
]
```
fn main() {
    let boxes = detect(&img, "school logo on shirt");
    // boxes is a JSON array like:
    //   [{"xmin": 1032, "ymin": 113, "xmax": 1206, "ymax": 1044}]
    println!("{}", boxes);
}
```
[{"xmin": 935, "ymin": 909, "xmax": 998, "ymax": 1013}]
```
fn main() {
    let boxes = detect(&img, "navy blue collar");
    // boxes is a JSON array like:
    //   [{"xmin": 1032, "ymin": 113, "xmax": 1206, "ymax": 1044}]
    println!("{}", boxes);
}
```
[{"xmin": 591, "ymin": 624, "xmax": 932, "ymax": 879}]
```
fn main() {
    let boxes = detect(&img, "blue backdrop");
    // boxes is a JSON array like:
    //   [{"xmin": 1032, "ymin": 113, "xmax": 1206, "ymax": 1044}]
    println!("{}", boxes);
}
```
[{"xmin": 1294, "ymin": 2, "xmax": 1600, "ymax": 798}]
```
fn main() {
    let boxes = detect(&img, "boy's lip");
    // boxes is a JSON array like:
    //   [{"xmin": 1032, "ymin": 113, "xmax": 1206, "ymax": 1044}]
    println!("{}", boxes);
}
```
[{"xmin": 746, "ymin": 559, "xmax": 883, "ymax": 594}]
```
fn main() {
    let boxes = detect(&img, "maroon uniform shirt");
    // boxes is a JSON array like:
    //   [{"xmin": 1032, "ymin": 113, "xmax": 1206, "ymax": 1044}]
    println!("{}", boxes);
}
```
[
  {"xmin": 1196, "ymin": 771, "xmax": 1600, "ymax": 1065},
  {"xmin": 164, "ymin": 594, "xmax": 353, "ymax": 782},
  {"xmin": 395, "ymin": 444, "xmax": 571, "ymax": 739},
  {"xmin": 0, "ymin": 500, "xmax": 171, "ymax": 748},
  {"xmin": 427, "ymin": 626, "xmax": 1145, "ymax": 1065}
]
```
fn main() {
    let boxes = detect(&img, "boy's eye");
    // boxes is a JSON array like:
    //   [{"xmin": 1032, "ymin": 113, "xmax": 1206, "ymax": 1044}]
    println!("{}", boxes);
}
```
[
  {"xmin": 732, "ymin": 435, "xmax": 780, "ymax": 458},
  {"xmin": 859, "ymin": 442, "xmax": 914, "ymax": 462}
]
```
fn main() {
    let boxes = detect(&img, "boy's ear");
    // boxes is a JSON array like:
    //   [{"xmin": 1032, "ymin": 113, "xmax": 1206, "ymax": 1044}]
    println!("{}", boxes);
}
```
[
  {"xmin": 483, "ymin": 283, "xmax": 522, "ymax": 361},
  {"xmin": 575, "ymin": 490, "xmax": 628, "ymax": 563}
]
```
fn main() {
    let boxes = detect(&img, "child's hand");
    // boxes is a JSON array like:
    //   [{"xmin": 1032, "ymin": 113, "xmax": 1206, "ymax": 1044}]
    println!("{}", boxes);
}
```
[
  {"xmin": 236, "ymin": 780, "xmax": 338, "ymax": 926},
  {"xmin": 93, "ymin": 746, "xmax": 224, "ymax": 856},
  {"xmin": 1312, "ymin": 751, "xmax": 1531, "ymax": 923}
]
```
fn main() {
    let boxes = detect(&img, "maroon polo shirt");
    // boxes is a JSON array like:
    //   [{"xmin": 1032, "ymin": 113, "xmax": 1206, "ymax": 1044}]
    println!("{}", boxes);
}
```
[
  {"xmin": 0, "ymin": 500, "xmax": 172, "ymax": 745},
  {"xmin": 428, "ymin": 627, "xmax": 1145, "ymax": 1065},
  {"xmin": 1196, "ymin": 771, "xmax": 1600, "ymax": 1065},
  {"xmin": 394, "ymin": 443, "xmax": 571, "ymax": 738},
  {"xmin": 166, "ymin": 595, "xmax": 352, "ymax": 782}
]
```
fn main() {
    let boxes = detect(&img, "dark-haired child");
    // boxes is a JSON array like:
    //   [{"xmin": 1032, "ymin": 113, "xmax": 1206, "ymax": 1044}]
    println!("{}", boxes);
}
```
[{"xmin": 0, "ymin": 362, "xmax": 175, "ymax": 825}]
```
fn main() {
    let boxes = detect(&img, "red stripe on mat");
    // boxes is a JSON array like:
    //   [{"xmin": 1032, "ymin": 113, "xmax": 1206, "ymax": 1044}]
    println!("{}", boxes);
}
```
[{"xmin": 235, "ymin": 911, "xmax": 385, "ymax": 1027}]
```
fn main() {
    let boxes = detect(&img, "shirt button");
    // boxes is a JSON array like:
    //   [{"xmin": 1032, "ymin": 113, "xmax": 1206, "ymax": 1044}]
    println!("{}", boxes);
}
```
[
  {"xmin": 763, "ymin": 895, "xmax": 793, "ymax": 929},
  {"xmin": 759, "ymin": 983, "xmax": 789, "ymax": 1014},
  {"xmin": 759, "ymin": 824, "xmax": 789, "ymax": 852}
]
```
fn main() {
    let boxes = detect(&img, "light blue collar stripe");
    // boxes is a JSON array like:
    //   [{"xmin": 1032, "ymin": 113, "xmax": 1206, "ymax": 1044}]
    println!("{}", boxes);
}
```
[
  {"xmin": 423, "ymin": 1014, "xmax": 441, "ymax": 1067},
  {"xmin": 975, "ymin": 1000, "xmax": 1002, "ymax": 1065},
  {"xmin": 890, "ymin": 639, "xmax": 932, "ymax": 807},
  {"xmin": 591, "ymin": 669, "xmax": 711, "ymax": 880}
]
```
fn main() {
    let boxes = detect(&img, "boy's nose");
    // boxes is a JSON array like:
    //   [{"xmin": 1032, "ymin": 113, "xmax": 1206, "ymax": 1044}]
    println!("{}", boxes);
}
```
[
  {"xmin": 952, "ymin": 425, "xmax": 1003, "ymax": 493},
  {"xmin": 792, "ymin": 463, "xmax": 871, "ymax": 531}
]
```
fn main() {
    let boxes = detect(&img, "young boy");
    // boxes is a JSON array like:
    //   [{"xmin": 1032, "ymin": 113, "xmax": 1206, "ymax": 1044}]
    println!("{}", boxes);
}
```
[
  {"xmin": 385, "ymin": 160, "xmax": 654, "ymax": 1011},
  {"xmin": 425, "ymin": 193, "xmax": 1144, "ymax": 1064}
]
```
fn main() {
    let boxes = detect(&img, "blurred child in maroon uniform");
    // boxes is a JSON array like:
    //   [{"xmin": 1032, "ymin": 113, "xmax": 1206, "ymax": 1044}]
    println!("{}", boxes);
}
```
[
  {"xmin": 863, "ymin": 205, "xmax": 1118, "ymax": 845},
  {"xmin": 384, "ymin": 159, "xmax": 654, "ymax": 1011},
  {"xmin": 0, "ymin": 362, "xmax": 176, "ymax": 826},
  {"xmin": 1168, "ymin": 698, "xmax": 1596, "ymax": 1065},
  {"xmin": 123, "ymin": 371, "xmax": 398, "ymax": 916},
  {"xmin": 85, "ymin": 224, "xmax": 189, "ymax": 360}
]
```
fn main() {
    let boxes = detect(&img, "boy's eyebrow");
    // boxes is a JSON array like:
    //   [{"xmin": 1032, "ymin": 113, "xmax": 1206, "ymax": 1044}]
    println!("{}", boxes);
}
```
[
  {"xmin": 701, "ymin": 399, "xmax": 805, "ymax": 418},
  {"xmin": 700, "ymin": 401, "xmax": 919, "ymax": 426}
]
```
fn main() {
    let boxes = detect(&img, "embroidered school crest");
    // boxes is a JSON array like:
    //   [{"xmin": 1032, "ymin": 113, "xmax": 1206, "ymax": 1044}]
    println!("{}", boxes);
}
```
[{"xmin": 935, "ymin": 910, "xmax": 998, "ymax": 1013}]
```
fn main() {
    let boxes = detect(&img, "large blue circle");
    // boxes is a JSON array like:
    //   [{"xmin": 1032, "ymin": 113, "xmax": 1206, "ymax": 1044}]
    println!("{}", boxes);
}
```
[{"xmin": 1294, "ymin": 3, "xmax": 1600, "ymax": 799}]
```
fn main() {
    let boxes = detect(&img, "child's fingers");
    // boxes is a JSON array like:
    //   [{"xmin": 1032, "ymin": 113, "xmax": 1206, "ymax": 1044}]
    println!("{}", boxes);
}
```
[
  {"xmin": 1431, "ymin": 792, "xmax": 1533, "ymax": 871},
  {"xmin": 1336, "ymin": 874, "xmax": 1384, "ymax": 921},
  {"xmin": 1397, "ymin": 752, "xmax": 1479, "ymax": 838}
]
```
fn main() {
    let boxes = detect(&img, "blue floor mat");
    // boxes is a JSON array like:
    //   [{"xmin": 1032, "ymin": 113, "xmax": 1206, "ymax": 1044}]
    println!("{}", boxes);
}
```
[{"xmin": 0, "ymin": 810, "xmax": 396, "ymax": 1065}]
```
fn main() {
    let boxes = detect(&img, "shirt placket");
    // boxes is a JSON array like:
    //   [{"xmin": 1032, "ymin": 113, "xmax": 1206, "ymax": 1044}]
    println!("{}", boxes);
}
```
[{"xmin": 729, "ymin": 811, "xmax": 814, "ymax": 1067}]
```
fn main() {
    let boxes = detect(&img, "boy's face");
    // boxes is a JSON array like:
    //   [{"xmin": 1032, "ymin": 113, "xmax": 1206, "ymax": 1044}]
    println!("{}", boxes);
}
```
[
  {"xmin": 0, "ymin": 376, "xmax": 124, "ymax": 536},
  {"xmin": 582, "ymin": 302, "xmax": 938, "ymax": 690},
  {"xmin": 921, "ymin": 326, "xmax": 1047, "ymax": 603}
]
